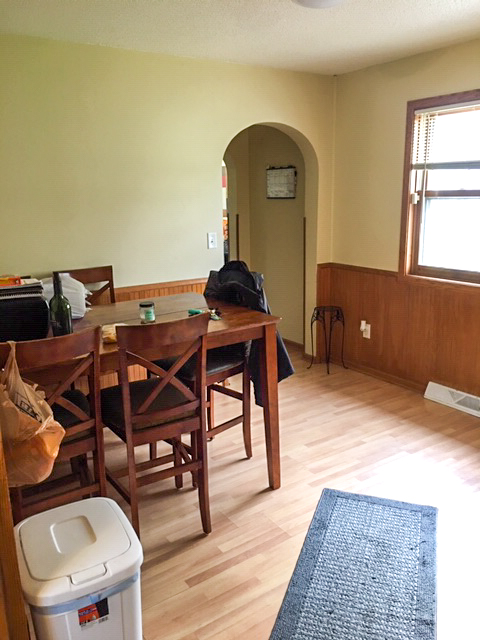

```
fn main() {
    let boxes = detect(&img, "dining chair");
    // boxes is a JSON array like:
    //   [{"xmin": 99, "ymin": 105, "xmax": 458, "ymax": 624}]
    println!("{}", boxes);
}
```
[
  {"xmin": 206, "ymin": 345, "xmax": 252, "ymax": 457},
  {"xmin": 100, "ymin": 312, "xmax": 211, "ymax": 537},
  {"xmin": 158, "ymin": 344, "xmax": 252, "ymax": 459},
  {"xmin": 61, "ymin": 265, "xmax": 116, "ymax": 304},
  {"xmin": 0, "ymin": 327, "xmax": 106, "ymax": 523}
]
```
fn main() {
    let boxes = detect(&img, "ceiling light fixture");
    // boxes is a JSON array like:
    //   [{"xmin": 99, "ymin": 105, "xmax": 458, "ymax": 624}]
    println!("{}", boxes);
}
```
[{"xmin": 292, "ymin": 0, "xmax": 345, "ymax": 8}]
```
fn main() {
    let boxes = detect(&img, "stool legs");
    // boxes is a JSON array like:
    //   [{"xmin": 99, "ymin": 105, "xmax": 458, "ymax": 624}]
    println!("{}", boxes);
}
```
[{"xmin": 309, "ymin": 306, "xmax": 347, "ymax": 374}]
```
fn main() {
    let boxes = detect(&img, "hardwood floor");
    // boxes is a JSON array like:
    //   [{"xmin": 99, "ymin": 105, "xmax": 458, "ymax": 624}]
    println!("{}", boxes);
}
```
[{"xmin": 103, "ymin": 346, "xmax": 480, "ymax": 640}]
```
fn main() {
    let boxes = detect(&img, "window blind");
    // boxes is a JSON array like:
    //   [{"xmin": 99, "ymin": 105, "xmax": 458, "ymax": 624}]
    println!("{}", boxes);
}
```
[{"xmin": 412, "ymin": 104, "xmax": 480, "ymax": 171}]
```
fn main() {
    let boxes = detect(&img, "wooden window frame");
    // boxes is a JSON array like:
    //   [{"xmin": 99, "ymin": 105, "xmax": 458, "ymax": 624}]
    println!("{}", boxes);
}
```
[{"xmin": 399, "ymin": 88, "xmax": 480, "ymax": 286}]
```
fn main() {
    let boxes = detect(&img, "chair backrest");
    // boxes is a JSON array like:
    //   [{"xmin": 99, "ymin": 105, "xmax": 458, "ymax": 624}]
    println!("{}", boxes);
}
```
[
  {"xmin": 115, "ymin": 313, "xmax": 210, "ymax": 430},
  {"xmin": 0, "ymin": 327, "xmax": 105, "ymax": 522},
  {"xmin": 0, "ymin": 327, "xmax": 102, "ymax": 431},
  {"xmin": 60, "ymin": 265, "xmax": 115, "ymax": 304}
]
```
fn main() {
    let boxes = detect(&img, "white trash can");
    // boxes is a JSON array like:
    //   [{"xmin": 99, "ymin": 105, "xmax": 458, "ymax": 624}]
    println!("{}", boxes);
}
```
[{"xmin": 14, "ymin": 497, "xmax": 143, "ymax": 640}]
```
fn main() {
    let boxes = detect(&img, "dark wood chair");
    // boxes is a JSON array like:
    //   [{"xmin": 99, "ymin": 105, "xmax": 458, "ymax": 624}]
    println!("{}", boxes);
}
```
[
  {"xmin": 0, "ymin": 327, "xmax": 106, "ymax": 523},
  {"xmin": 207, "ymin": 346, "xmax": 251, "ymax": 457},
  {"xmin": 100, "ymin": 313, "xmax": 211, "ymax": 537},
  {"xmin": 177, "ymin": 345, "xmax": 251, "ymax": 457},
  {"xmin": 154, "ymin": 343, "xmax": 252, "ymax": 461},
  {"xmin": 62, "ymin": 265, "xmax": 116, "ymax": 304}
]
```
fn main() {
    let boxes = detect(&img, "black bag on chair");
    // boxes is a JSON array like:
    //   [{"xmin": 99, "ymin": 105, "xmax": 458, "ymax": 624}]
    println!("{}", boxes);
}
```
[{"xmin": 204, "ymin": 260, "xmax": 294, "ymax": 407}]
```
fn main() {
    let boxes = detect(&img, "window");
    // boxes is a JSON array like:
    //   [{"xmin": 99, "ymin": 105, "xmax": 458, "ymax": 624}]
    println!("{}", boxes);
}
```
[{"xmin": 401, "ymin": 89, "xmax": 480, "ymax": 285}]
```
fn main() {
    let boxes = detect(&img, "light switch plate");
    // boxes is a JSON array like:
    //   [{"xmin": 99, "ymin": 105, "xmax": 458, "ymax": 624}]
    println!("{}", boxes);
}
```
[{"xmin": 207, "ymin": 232, "xmax": 217, "ymax": 249}]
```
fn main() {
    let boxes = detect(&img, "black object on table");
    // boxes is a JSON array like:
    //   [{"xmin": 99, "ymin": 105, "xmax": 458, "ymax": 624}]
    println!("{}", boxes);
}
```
[
  {"xmin": 308, "ymin": 306, "xmax": 347, "ymax": 374},
  {"xmin": 0, "ymin": 297, "xmax": 50, "ymax": 342}
]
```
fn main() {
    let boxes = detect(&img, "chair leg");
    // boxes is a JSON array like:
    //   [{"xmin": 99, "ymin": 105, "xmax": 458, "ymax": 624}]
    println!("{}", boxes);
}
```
[
  {"xmin": 172, "ymin": 439, "xmax": 183, "ymax": 489},
  {"xmin": 242, "ymin": 366, "xmax": 252, "ymax": 459},
  {"xmin": 206, "ymin": 385, "xmax": 214, "ymax": 437},
  {"xmin": 149, "ymin": 442, "xmax": 157, "ymax": 459},
  {"xmin": 189, "ymin": 432, "xmax": 198, "ymax": 488},
  {"xmin": 71, "ymin": 454, "xmax": 92, "ymax": 489},
  {"xmin": 93, "ymin": 428, "xmax": 107, "ymax": 497},
  {"xmin": 193, "ymin": 429, "xmax": 211, "ymax": 534},
  {"xmin": 125, "ymin": 440, "xmax": 140, "ymax": 537}
]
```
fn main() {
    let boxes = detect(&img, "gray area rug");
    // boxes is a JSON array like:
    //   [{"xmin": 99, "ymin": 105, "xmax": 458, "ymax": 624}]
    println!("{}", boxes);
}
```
[{"xmin": 270, "ymin": 489, "xmax": 437, "ymax": 639}]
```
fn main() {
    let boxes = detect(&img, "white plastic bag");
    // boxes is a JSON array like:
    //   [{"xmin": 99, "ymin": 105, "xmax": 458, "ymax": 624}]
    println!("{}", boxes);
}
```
[{"xmin": 42, "ymin": 274, "xmax": 89, "ymax": 318}]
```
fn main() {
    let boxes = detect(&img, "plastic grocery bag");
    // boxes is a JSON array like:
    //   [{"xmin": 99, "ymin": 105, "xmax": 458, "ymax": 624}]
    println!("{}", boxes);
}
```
[{"xmin": 0, "ymin": 342, "xmax": 65, "ymax": 487}]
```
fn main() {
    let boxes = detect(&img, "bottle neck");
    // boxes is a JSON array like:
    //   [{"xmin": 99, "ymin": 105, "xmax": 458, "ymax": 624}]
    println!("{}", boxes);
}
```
[{"xmin": 53, "ymin": 272, "xmax": 64, "ymax": 296}]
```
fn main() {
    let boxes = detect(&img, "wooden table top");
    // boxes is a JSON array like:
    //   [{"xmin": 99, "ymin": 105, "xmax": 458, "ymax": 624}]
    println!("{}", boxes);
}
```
[{"xmin": 75, "ymin": 292, "xmax": 280, "ymax": 358}]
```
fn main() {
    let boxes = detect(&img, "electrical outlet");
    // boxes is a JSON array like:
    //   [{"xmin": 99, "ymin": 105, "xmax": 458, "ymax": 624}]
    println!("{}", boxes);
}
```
[
  {"xmin": 207, "ymin": 232, "xmax": 217, "ymax": 249},
  {"xmin": 362, "ymin": 323, "xmax": 371, "ymax": 339}
]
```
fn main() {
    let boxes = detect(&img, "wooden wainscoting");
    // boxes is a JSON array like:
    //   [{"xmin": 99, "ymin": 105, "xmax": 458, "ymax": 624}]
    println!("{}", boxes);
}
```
[
  {"xmin": 316, "ymin": 263, "xmax": 480, "ymax": 396},
  {"xmin": 91, "ymin": 277, "xmax": 208, "ymax": 306},
  {"xmin": 115, "ymin": 278, "xmax": 208, "ymax": 302},
  {"xmin": 99, "ymin": 277, "xmax": 208, "ymax": 387}
]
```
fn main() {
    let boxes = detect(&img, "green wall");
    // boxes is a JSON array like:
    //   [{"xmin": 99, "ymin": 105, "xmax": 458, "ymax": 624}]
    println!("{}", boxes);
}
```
[{"xmin": 0, "ymin": 35, "xmax": 333, "ymax": 299}]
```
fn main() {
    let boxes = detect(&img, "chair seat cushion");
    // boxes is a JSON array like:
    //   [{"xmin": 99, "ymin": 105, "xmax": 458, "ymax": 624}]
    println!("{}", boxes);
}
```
[
  {"xmin": 52, "ymin": 389, "xmax": 90, "ymax": 428},
  {"xmin": 101, "ymin": 377, "xmax": 196, "ymax": 432},
  {"xmin": 155, "ymin": 343, "xmax": 245, "ymax": 382}
]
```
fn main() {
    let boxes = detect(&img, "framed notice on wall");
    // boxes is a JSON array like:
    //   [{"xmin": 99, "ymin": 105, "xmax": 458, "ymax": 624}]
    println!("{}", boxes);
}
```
[{"xmin": 266, "ymin": 166, "xmax": 296, "ymax": 199}]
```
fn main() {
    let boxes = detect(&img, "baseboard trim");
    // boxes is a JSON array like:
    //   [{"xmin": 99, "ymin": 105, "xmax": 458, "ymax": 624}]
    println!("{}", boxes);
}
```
[
  {"xmin": 283, "ymin": 338, "xmax": 303, "ymax": 350},
  {"xmin": 283, "ymin": 338, "xmax": 313, "ymax": 363},
  {"xmin": 342, "ymin": 360, "xmax": 425, "ymax": 394},
  {"xmin": 323, "ymin": 355, "xmax": 425, "ymax": 393}
]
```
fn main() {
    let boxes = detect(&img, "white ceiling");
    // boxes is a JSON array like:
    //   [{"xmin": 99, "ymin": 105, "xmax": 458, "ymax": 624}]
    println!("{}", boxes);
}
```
[{"xmin": 1, "ymin": 0, "xmax": 480, "ymax": 75}]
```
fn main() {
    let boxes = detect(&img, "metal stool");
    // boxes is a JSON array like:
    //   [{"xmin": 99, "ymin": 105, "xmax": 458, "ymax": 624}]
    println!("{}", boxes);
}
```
[{"xmin": 308, "ymin": 305, "xmax": 347, "ymax": 374}]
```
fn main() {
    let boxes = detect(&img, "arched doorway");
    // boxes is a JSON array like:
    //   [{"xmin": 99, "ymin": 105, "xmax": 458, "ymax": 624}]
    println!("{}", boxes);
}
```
[
  {"xmin": 221, "ymin": 161, "xmax": 229, "ymax": 263},
  {"xmin": 223, "ymin": 124, "xmax": 316, "ymax": 348}
]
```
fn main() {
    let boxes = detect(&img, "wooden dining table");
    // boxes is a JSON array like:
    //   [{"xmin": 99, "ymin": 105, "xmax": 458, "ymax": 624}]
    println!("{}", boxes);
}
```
[{"xmin": 75, "ymin": 292, "xmax": 282, "ymax": 489}]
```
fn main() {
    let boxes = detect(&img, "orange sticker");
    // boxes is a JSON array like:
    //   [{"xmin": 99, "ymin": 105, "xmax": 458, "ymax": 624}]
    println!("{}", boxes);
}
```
[{"xmin": 78, "ymin": 599, "xmax": 109, "ymax": 627}]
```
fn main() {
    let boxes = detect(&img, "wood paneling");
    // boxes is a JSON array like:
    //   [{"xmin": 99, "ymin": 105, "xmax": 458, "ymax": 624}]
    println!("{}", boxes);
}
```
[
  {"xmin": 317, "ymin": 263, "xmax": 480, "ymax": 395},
  {"xmin": 115, "ymin": 278, "xmax": 207, "ymax": 302}
]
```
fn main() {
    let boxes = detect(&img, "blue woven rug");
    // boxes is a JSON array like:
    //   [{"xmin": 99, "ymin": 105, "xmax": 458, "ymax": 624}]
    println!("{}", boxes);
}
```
[{"xmin": 270, "ymin": 489, "xmax": 437, "ymax": 640}]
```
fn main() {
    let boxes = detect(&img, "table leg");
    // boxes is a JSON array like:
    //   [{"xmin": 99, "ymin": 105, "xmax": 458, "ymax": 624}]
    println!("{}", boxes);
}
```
[{"xmin": 260, "ymin": 323, "xmax": 280, "ymax": 489}]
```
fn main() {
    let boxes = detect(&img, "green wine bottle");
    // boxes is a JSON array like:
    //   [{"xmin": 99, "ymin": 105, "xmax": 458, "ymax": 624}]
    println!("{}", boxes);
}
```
[{"xmin": 50, "ymin": 272, "xmax": 73, "ymax": 336}]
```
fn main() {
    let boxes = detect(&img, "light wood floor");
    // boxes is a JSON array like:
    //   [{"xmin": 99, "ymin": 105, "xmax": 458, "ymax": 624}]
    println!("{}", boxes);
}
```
[{"xmin": 104, "ymin": 346, "xmax": 480, "ymax": 640}]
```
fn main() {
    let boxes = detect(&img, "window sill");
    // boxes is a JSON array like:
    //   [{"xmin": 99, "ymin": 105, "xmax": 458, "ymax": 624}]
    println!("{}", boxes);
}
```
[{"xmin": 398, "ymin": 272, "xmax": 480, "ymax": 291}]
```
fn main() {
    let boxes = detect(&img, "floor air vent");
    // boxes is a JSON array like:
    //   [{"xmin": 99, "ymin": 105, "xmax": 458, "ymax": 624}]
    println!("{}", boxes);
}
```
[{"xmin": 424, "ymin": 381, "xmax": 480, "ymax": 418}]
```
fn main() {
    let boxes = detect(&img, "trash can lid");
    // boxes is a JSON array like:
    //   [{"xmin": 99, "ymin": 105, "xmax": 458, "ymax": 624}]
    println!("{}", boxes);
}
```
[{"xmin": 15, "ymin": 497, "xmax": 143, "ymax": 607}]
